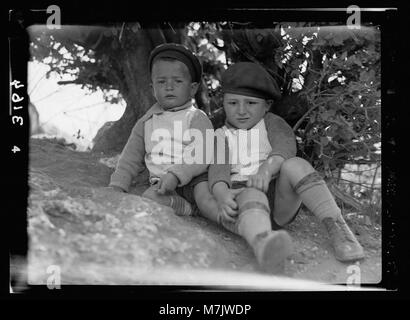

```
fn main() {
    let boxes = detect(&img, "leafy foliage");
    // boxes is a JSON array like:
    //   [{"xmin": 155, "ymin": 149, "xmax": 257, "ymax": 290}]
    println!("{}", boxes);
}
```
[
  {"xmin": 29, "ymin": 23, "xmax": 146, "ymax": 104},
  {"xmin": 187, "ymin": 23, "xmax": 381, "ymax": 172},
  {"xmin": 296, "ymin": 26, "xmax": 381, "ymax": 174}
]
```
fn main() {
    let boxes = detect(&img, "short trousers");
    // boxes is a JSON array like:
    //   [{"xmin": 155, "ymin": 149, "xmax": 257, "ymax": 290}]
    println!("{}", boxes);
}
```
[
  {"xmin": 175, "ymin": 171, "xmax": 209, "ymax": 205},
  {"xmin": 231, "ymin": 179, "xmax": 302, "ymax": 230}
]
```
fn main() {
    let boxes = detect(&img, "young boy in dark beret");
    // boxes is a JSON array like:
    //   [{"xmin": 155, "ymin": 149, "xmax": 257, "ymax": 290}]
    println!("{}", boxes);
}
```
[
  {"xmin": 107, "ymin": 43, "xmax": 213, "ymax": 215},
  {"xmin": 202, "ymin": 62, "xmax": 364, "ymax": 273}
]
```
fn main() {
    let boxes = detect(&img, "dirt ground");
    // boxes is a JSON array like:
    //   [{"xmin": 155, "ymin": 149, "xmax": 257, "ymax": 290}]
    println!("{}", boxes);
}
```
[{"xmin": 26, "ymin": 138, "xmax": 381, "ymax": 287}]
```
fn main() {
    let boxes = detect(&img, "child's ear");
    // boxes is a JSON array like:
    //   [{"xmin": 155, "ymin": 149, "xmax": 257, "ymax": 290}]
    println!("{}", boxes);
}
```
[
  {"xmin": 265, "ymin": 99, "xmax": 273, "ymax": 112},
  {"xmin": 150, "ymin": 83, "xmax": 155, "ymax": 96},
  {"xmin": 190, "ymin": 82, "xmax": 200, "ymax": 96}
]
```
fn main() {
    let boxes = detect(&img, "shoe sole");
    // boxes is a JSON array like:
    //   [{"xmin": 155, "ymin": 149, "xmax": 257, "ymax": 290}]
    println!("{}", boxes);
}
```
[
  {"xmin": 260, "ymin": 230, "xmax": 293, "ymax": 274},
  {"xmin": 335, "ymin": 250, "xmax": 365, "ymax": 262}
]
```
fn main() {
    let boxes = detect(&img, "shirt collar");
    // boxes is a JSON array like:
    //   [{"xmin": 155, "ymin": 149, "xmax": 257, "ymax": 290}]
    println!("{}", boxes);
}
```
[
  {"xmin": 224, "ymin": 118, "xmax": 264, "ymax": 132},
  {"xmin": 153, "ymin": 100, "xmax": 193, "ymax": 115}
]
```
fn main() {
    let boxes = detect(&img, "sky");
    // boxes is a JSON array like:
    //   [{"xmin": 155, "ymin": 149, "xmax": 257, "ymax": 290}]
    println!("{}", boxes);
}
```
[{"xmin": 28, "ymin": 61, "xmax": 126, "ymax": 151}]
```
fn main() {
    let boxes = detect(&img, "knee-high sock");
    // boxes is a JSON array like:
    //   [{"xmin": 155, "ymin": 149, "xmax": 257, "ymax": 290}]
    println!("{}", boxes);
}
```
[
  {"xmin": 294, "ymin": 171, "xmax": 341, "ymax": 221},
  {"xmin": 235, "ymin": 190, "xmax": 272, "ymax": 246},
  {"xmin": 218, "ymin": 187, "xmax": 273, "ymax": 249},
  {"xmin": 237, "ymin": 209, "xmax": 272, "ymax": 246}
]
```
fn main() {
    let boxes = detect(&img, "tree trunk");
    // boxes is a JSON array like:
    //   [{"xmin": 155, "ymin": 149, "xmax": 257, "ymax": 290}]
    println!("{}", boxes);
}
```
[
  {"xmin": 92, "ymin": 26, "xmax": 185, "ymax": 154},
  {"xmin": 92, "ymin": 29, "xmax": 154, "ymax": 153}
]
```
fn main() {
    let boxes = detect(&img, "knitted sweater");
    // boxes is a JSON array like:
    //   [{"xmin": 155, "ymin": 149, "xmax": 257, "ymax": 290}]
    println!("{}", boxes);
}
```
[{"xmin": 109, "ymin": 101, "xmax": 213, "ymax": 192}]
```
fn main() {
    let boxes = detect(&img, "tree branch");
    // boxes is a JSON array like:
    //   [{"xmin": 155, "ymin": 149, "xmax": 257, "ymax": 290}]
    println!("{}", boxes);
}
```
[
  {"xmin": 211, "ymin": 40, "xmax": 226, "ymax": 51},
  {"xmin": 328, "ymin": 181, "xmax": 363, "ymax": 211},
  {"xmin": 292, "ymin": 102, "xmax": 324, "ymax": 131},
  {"xmin": 57, "ymin": 80, "xmax": 81, "ymax": 85},
  {"xmin": 146, "ymin": 25, "xmax": 166, "ymax": 48}
]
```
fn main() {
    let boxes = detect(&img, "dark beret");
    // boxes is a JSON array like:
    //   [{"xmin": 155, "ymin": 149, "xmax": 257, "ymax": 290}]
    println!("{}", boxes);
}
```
[
  {"xmin": 148, "ymin": 43, "xmax": 202, "ymax": 83},
  {"xmin": 221, "ymin": 62, "xmax": 281, "ymax": 100}
]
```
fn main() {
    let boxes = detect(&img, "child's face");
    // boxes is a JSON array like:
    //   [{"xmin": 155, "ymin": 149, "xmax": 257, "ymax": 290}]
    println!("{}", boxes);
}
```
[
  {"xmin": 151, "ymin": 59, "xmax": 198, "ymax": 109},
  {"xmin": 223, "ymin": 93, "xmax": 271, "ymax": 129}
]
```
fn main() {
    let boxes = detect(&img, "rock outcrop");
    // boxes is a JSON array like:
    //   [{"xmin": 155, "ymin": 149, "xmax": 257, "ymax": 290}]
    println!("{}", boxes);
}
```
[{"xmin": 27, "ymin": 139, "xmax": 258, "ymax": 285}]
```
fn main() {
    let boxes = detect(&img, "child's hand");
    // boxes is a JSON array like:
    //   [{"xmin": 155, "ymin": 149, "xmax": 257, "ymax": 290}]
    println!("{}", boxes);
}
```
[
  {"xmin": 247, "ymin": 170, "xmax": 271, "ymax": 193},
  {"xmin": 247, "ymin": 156, "xmax": 284, "ymax": 192},
  {"xmin": 156, "ymin": 172, "xmax": 179, "ymax": 195},
  {"xmin": 215, "ymin": 188, "xmax": 244, "ymax": 224},
  {"xmin": 105, "ymin": 186, "xmax": 126, "ymax": 193}
]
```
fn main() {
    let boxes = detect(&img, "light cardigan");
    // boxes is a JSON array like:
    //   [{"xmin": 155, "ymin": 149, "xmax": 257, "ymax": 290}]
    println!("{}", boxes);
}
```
[
  {"xmin": 109, "ymin": 101, "xmax": 213, "ymax": 192},
  {"xmin": 208, "ymin": 112, "xmax": 297, "ymax": 191}
]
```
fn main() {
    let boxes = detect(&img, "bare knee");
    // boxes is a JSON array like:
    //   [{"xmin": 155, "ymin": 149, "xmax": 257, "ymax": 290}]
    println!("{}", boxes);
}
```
[
  {"xmin": 280, "ymin": 157, "xmax": 315, "ymax": 179},
  {"xmin": 236, "ymin": 187, "xmax": 269, "ymax": 209},
  {"xmin": 238, "ymin": 187, "xmax": 261, "ymax": 198},
  {"xmin": 193, "ymin": 182, "xmax": 215, "ymax": 207}
]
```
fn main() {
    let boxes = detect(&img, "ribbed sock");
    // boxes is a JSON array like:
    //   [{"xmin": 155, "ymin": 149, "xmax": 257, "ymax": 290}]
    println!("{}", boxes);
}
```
[
  {"xmin": 169, "ymin": 193, "xmax": 193, "ymax": 216},
  {"xmin": 294, "ymin": 171, "xmax": 342, "ymax": 221},
  {"xmin": 237, "ymin": 209, "xmax": 272, "ymax": 245}
]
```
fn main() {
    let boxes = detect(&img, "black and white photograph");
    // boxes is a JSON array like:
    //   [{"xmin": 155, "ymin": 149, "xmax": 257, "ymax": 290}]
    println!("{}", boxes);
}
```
[{"xmin": 6, "ymin": 3, "xmax": 403, "ymax": 302}]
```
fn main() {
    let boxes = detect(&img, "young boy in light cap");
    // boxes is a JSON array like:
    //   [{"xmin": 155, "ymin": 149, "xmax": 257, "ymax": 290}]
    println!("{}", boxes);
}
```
[
  {"xmin": 205, "ymin": 62, "xmax": 364, "ymax": 273},
  {"xmin": 107, "ymin": 43, "xmax": 212, "ymax": 216}
]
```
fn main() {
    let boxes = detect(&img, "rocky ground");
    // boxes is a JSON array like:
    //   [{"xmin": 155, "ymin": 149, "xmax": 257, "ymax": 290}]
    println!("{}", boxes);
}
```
[{"xmin": 25, "ymin": 138, "xmax": 381, "ymax": 288}]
